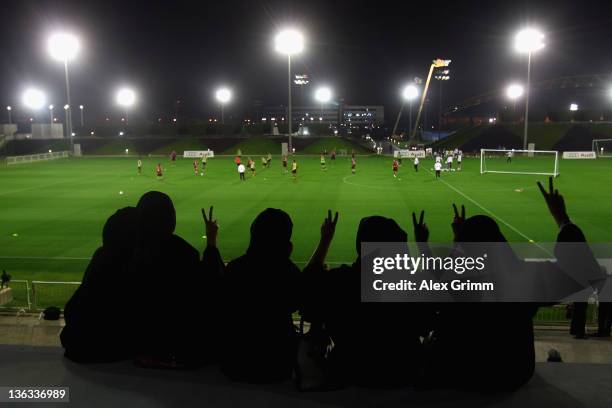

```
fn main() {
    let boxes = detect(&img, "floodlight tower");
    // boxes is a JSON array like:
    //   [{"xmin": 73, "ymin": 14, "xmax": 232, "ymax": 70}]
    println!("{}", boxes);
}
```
[
  {"xmin": 275, "ymin": 28, "xmax": 304, "ymax": 152},
  {"xmin": 411, "ymin": 59, "xmax": 451, "ymax": 140},
  {"xmin": 215, "ymin": 87, "xmax": 232, "ymax": 124},
  {"xmin": 49, "ymin": 104, "xmax": 54, "ymax": 123},
  {"xmin": 48, "ymin": 32, "xmax": 80, "ymax": 148},
  {"xmin": 434, "ymin": 69, "xmax": 451, "ymax": 141},
  {"xmin": 79, "ymin": 105, "xmax": 84, "ymax": 126},
  {"xmin": 6, "ymin": 106, "xmax": 12, "ymax": 124},
  {"xmin": 514, "ymin": 28, "xmax": 545, "ymax": 149},
  {"xmin": 314, "ymin": 86, "xmax": 332, "ymax": 122},
  {"xmin": 391, "ymin": 84, "xmax": 419, "ymax": 138},
  {"xmin": 116, "ymin": 88, "xmax": 136, "ymax": 124}
]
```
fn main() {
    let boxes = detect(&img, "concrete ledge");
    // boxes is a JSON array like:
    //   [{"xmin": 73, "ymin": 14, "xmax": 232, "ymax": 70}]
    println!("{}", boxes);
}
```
[{"xmin": 0, "ymin": 345, "xmax": 611, "ymax": 407}]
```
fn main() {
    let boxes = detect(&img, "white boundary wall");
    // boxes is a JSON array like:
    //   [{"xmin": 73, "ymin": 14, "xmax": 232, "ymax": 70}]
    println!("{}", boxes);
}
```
[{"xmin": 6, "ymin": 151, "xmax": 70, "ymax": 165}]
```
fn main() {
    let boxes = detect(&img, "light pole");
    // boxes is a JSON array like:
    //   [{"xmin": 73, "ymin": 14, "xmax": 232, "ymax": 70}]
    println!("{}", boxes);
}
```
[
  {"xmin": 215, "ymin": 87, "xmax": 232, "ymax": 124},
  {"xmin": 506, "ymin": 83, "xmax": 524, "ymax": 122},
  {"xmin": 314, "ymin": 86, "xmax": 332, "ymax": 123},
  {"xmin": 514, "ymin": 28, "xmax": 545, "ymax": 149},
  {"xmin": 48, "ymin": 32, "xmax": 80, "ymax": 148},
  {"xmin": 49, "ymin": 104, "xmax": 54, "ymax": 124},
  {"xmin": 392, "ymin": 84, "xmax": 419, "ymax": 138},
  {"xmin": 116, "ymin": 88, "xmax": 136, "ymax": 125},
  {"xmin": 79, "ymin": 105, "xmax": 84, "ymax": 126},
  {"xmin": 275, "ymin": 29, "xmax": 304, "ymax": 152},
  {"xmin": 6, "ymin": 106, "xmax": 12, "ymax": 124}
]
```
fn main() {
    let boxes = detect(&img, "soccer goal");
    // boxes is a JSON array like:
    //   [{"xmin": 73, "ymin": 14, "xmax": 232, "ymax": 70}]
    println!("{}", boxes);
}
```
[
  {"xmin": 480, "ymin": 149, "xmax": 559, "ymax": 177},
  {"xmin": 592, "ymin": 139, "xmax": 612, "ymax": 157}
]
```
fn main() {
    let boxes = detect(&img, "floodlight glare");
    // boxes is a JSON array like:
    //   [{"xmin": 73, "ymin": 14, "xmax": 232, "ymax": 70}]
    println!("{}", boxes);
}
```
[
  {"xmin": 569, "ymin": 103, "xmax": 578, "ymax": 111},
  {"xmin": 514, "ymin": 28, "xmax": 545, "ymax": 53},
  {"xmin": 116, "ymin": 88, "xmax": 136, "ymax": 107},
  {"xmin": 506, "ymin": 84, "xmax": 524, "ymax": 100},
  {"xmin": 6, "ymin": 106, "xmax": 12, "ymax": 111},
  {"xmin": 275, "ymin": 29, "xmax": 304, "ymax": 55},
  {"xmin": 47, "ymin": 32, "xmax": 80, "ymax": 61},
  {"xmin": 402, "ymin": 84, "xmax": 419, "ymax": 101},
  {"xmin": 22, "ymin": 88, "xmax": 47, "ymax": 110},
  {"xmin": 314, "ymin": 87, "xmax": 332, "ymax": 103},
  {"xmin": 215, "ymin": 88, "xmax": 232, "ymax": 104},
  {"xmin": 49, "ymin": 104, "xmax": 54, "ymax": 110}
]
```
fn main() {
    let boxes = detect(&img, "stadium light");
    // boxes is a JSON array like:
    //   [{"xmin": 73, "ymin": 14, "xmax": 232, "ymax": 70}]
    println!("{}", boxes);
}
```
[
  {"xmin": 116, "ymin": 88, "xmax": 136, "ymax": 124},
  {"xmin": 49, "ymin": 104, "xmax": 54, "ymax": 123},
  {"xmin": 514, "ymin": 27, "xmax": 545, "ymax": 149},
  {"xmin": 215, "ymin": 87, "xmax": 232, "ymax": 124},
  {"xmin": 391, "ymin": 84, "xmax": 420, "ymax": 137},
  {"xmin": 275, "ymin": 28, "xmax": 304, "ymax": 152},
  {"xmin": 506, "ymin": 84, "xmax": 524, "ymax": 100},
  {"xmin": 79, "ymin": 104, "xmax": 84, "ymax": 126},
  {"xmin": 569, "ymin": 103, "xmax": 578, "ymax": 111},
  {"xmin": 22, "ymin": 88, "xmax": 47, "ymax": 110},
  {"xmin": 402, "ymin": 84, "xmax": 419, "ymax": 101},
  {"xmin": 48, "ymin": 32, "xmax": 80, "ymax": 150},
  {"xmin": 6, "ymin": 105, "xmax": 12, "ymax": 124},
  {"xmin": 315, "ymin": 87, "xmax": 332, "ymax": 123}
]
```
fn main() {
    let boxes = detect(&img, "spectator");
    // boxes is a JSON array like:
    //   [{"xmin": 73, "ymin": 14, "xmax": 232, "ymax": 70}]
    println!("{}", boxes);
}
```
[
  {"xmin": 129, "ymin": 191, "xmax": 214, "ymax": 368},
  {"xmin": 303, "ymin": 212, "xmax": 429, "ymax": 388},
  {"xmin": 61, "ymin": 207, "xmax": 138, "ymax": 363},
  {"xmin": 219, "ymin": 208, "xmax": 302, "ymax": 383}
]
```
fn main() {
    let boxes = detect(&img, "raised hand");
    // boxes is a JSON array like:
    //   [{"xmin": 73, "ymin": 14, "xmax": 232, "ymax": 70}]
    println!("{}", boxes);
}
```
[
  {"xmin": 412, "ymin": 210, "xmax": 429, "ymax": 242},
  {"xmin": 320, "ymin": 209, "xmax": 339, "ymax": 244},
  {"xmin": 201, "ymin": 206, "xmax": 219, "ymax": 247},
  {"xmin": 537, "ymin": 176, "xmax": 569, "ymax": 227},
  {"xmin": 451, "ymin": 203, "xmax": 466, "ymax": 241}
]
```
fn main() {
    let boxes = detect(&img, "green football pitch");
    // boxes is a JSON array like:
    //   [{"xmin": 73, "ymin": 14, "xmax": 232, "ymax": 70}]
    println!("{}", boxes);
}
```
[{"xmin": 1, "ymin": 154, "xmax": 611, "ymax": 285}]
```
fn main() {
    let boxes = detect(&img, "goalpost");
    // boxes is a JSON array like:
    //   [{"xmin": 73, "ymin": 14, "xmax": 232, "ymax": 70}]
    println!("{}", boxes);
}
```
[
  {"xmin": 480, "ymin": 149, "xmax": 559, "ymax": 177},
  {"xmin": 592, "ymin": 139, "xmax": 612, "ymax": 157}
]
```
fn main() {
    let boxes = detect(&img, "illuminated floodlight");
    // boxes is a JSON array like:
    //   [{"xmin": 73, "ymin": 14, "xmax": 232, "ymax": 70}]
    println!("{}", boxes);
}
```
[
  {"xmin": 506, "ymin": 84, "xmax": 524, "ymax": 100},
  {"xmin": 79, "ymin": 105, "xmax": 84, "ymax": 110},
  {"xmin": 275, "ymin": 29, "xmax": 304, "ymax": 55},
  {"xmin": 514, "ymin": 28, "xmax": 545, "ymax": 53},
  {"xmin": 116, "ymin": 88, "xmax": 136, "ymax": 107},
  {"xmin": 314, "ymin": 87, "xmax": 332, "ymax": 103},
  {"xmin": 48, "ymin": 32, "xmax": 80, "ymax": 61},
  {"xmin": 569, "ymin": 103, "xmax": 578, "ymax": 112},
  {"xmin": 402, "ymin": 84, "xmax": 419, "ymax": 101},
  {"xmin": 215, "ymin": 88, "xmax": 232, "ymax": 104},
  {"xmin": 63, "ymin": 104, "xmax": 69, "ymax": 110},
  {"xmin": 22, "ymin": 88, "xmax": 47, "ymax": 110}
]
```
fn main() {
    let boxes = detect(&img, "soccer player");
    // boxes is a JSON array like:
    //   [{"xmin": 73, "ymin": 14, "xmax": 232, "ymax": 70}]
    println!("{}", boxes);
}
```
[
  {"xmin": 193, "ymin": 160, "xmax": 199, "ymax": 176},
  {"xmin": 282, "ymin": 155, "xmax": 288, "ymax": 173},
  {"xmin": 156, "ymin": 163, "xmax": 163, "ymax": 179},
  {"xmin": 331, "ymin": 149, "xmax": 336, "ymax": 161},
  {"xmin": 320, "ymin": 154, "xmax": 327, "ymax": 171},
  {"xmin": 266, "ymin": 153, "xmax": 272, "ymax": 168},
  {"xmin": 435, "ymin": 154, "xmax": 442, "ymax": 164},
  {"xmin": 506, "ymin": 150, "xmax": 513, "ymax": 163},
  {"xmin": 261, "ymin": 156, "xmax": 267, "ymax": 168},
  {"xmin": 137, "ymin": 159, "xmax": 142, "ymax": 175},
  {"xmin": 200, "ymin": 154, "xmax": 207, "ymax": 176},
  {"xmin": 446, "ymin": 154, "xmax": 453, "ymax": 170},
  {"xmin": 238, "ymin": 163, "xmax": 246, "ymax": 181},
  {"xmin": 351, "ymin": 157, "xmax": 356, "ymax": 174},
  {"xmin": 413, "ymin": 156, "xmax": 419, "ymax": 172},
  {"xmin": 434, "ymin": 160, "xmax": 442, "ymax": 178},
  {"xmin": 249, "ymin": 158, "xmax": 256, "ymax": 176},
  {"xmin": 234, "ymin": 155, "xmax": 241, "ymax": 167},
  {"xmin": 291, "ymin": 159, "xmax": 298, "ymax": 180},
  {"xmin": 457, "ymin": 151, "xmax": 462, "ymax": 171},
  {"xmin": 170, "ymin": 150, "xmax": 177, "ymax": 163},
  {"xmin": 393, "ymin": 159, "xmax": 399, "ymax": 178}
]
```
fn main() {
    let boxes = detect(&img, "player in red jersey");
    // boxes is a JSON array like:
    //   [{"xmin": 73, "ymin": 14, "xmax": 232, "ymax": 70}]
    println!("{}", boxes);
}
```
[
  {"xmin": 156, "ymin": 163, "xmax": 163, "ymax": 179},
  {"xmin": 193, "ymin": 160, "xmax": 199, "ymax": 175},
  {"xmin": 234, "ymin": 155, "xmax": 241, "ymax": 167},
  {"xmin": 170, "ymin": 150, "xmax": 177, "ymax": 163},
  {"xmin": 351, "ymin": 157, "xmax": 356, "ymax": 174},
  {"xmin": 331, "ymin": 149, "xmax": 336, "ymax": 161},
  {"xmin": 392, "ymin": 159, "xmax": 399, "ymax": 178}
]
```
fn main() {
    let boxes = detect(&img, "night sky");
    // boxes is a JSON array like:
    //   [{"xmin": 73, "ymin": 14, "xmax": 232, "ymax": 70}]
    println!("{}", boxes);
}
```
[{"xmin": 1, "ymin": 0, "xmax": 612, "ymax": 123}]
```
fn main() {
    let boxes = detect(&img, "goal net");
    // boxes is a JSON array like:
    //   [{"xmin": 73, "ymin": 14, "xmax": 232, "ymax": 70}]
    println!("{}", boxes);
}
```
[
  {"xmin": 6, "ymin": 151, "xmax": 70, "ymax": 165},
  {"xmin": 480, "ymin": 149, "xmax": 559, "ymax": 177},
  {"xmin": 592, "ymin": 139, "xmax": 612, "ymax": 157}
]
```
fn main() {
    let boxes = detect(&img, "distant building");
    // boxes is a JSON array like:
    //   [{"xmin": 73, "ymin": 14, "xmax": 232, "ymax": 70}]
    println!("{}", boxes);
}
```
[{"xmin": 258, "ymin": 103, "xmax": 384, "ymax": 126}]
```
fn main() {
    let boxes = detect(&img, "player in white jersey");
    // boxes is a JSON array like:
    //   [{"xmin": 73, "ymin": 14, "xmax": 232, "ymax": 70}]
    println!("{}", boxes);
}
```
[
  {"xmin": 446, "ymin": 154, "xmax": 453, "ymax": 170},
  {"xmin": 413, "ymin": 156, "xmax": 419, "ymax": 172},
  {"xmin": 457, "ymin": 152, "xmax": 462, "ymax": 171},
  {"xmin": 434, "ymin": 161, "xmax": 442, "ymax": 178}
]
